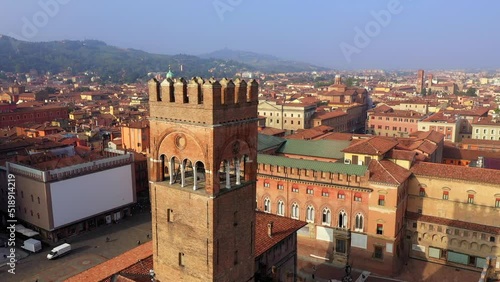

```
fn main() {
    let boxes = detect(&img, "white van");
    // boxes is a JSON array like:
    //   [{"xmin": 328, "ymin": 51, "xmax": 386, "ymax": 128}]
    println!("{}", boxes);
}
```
[{"xmin": 47, "ymin": 243, "xmax": 71, "ymax": 260}]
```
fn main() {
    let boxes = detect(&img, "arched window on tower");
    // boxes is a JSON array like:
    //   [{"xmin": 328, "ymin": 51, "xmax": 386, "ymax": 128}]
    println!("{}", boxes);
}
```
[
  {"xmin": 169, "ymin": 156, "xmax": 182, "ymax": 185},
  {"xmin": 338, "ymin": 210, "xmax": 348, "ymax": 229},
  {"xmin": 355, "ymin": 213, "xmax": 364, "ymax": 232},
  {"xmin": 291, "ymin": 203, "xmax": 299, "ymax": 219},
  {"xmin": 277, "ymin": 200, "xmax": 285, "ymax": 216},
  {"xmin": 306, "ymin": 205, "xmax": 315, "ymax": 223},
  {"xmin": 322, "ymin": 208, "xmax": 331, "ymax": 226},
  {"xmin": 194, "ymin": 161, "xmax": 206, "ymax": 191},
  {"xmin": 264, "ymin": 198, "xmax": 271, "ymax": 213},
  {"xmin": 160, "ymin": 154, "xmax": 167, "ymax": 181}
]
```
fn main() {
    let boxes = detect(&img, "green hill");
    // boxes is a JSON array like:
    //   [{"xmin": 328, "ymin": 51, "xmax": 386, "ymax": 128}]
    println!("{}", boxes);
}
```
[
  {"xmin": 0, "ymin": 35, "xmax": 253, "ymax": 83},
  {"xmin": 200, "ymin": 48, "xmax": 328, "ymax": 73}
]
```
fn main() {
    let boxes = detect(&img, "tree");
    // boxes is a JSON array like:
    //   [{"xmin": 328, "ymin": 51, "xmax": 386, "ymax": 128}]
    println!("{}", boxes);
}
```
[
  {"xmin": 420, "ymin": 88, "xmax": 427, "ymax": 96},
  {"xmin": 465, "ymin": 88, "xmax": 477, "ymax": 97},
  {"xmin": 346, "ymin": 77, "xmax": 355, "ymax": 87},
  {"xmin": 44, "ymin": 87, "xmax": 57, "ymax": 94}
]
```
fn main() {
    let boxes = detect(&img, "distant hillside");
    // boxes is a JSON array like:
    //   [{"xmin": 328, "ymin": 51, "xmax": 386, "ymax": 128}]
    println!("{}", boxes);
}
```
[
  {"xmin": 0, "ymin": 36, "xmax": 329, "ymax": 83},
  {"xmin": 0, "ymin": 35, "xmax": 252, "ymax": 83},
  {"xmin": 200, "ymin": 48, "xmax": 329, "ymax": 73}
]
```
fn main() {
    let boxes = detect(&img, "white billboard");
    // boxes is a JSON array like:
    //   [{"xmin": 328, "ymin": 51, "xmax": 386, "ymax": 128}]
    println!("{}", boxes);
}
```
[{"xmin": 50, "ymin": 165, "xmax": 134, "ymax": 228}]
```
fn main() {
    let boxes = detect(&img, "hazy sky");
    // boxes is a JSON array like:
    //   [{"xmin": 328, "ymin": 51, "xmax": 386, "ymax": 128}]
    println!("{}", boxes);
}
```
[{"xmin": 1, "ymin": 0, "xmax": 499, "ymax": 70}]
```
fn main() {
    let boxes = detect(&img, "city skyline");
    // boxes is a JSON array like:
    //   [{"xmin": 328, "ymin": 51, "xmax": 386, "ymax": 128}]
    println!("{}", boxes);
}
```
[{"xmin": 1, "ymin": 0, "xmax": 500, "ymax": 70}]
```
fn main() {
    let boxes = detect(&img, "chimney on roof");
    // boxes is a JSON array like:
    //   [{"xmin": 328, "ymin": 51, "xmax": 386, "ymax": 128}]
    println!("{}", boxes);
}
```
[{"xmin": 267, "ymin": 221, "xmax": 274, "ymax": 238}]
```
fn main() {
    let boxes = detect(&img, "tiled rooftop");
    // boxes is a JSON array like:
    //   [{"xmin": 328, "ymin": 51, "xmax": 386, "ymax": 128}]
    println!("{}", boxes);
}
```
[
  {"xmin": 411, "ymin": 162, "xmax": 500, "ymax": 185},
  {"xmin": 255, "ymin": 211, "xmax": 306, "ymax": 257},
  {"xmin": 66, "ymin": 241, "xmax": 153, "ymax": 282},
  {"xmin": 368, "ymin": 159, "xmax": 412, "ymax": 185},
  {"xmin": 342, "ymin": 137, "xmax": 399, "ymax": 155}
]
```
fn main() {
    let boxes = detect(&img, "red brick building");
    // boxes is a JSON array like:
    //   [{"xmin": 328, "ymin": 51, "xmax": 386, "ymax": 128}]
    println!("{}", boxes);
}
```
[{"xmin": 0, "ymin": 104, "xmax": 69, "ymax": 129}]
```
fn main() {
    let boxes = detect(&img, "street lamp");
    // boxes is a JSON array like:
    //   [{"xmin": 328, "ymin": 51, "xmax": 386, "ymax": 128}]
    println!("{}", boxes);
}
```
[{"xmin": 341, "ymin": 263, "xmax": 352, "ymax": 282}]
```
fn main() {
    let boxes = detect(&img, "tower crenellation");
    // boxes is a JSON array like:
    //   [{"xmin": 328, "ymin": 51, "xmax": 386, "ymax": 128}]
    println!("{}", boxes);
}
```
[{"xmin": 149, "ymin": 77, "xmax": 258, "ymax": 125}]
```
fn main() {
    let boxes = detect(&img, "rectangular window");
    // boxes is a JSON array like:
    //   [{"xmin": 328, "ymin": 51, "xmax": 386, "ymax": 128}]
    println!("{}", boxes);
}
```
[
  {"xmin": 354, "ymin": 195, "xmax": 362, "ymax": 202},
  {"xmin": 378, "ymin": 195, "xmax": 385, "ymax": 206},
  {"xmin": 412, "ymin": 222, "xmax": 417, "ymax": 228},
  {"xmin": 429, "ymin": 247, "xmax": 442, "ymax": 259},
  {"xmin": 468, "ymin": 194, "xmax": 474, "ymax": 204},
  {"xmin": 322, "ymin": 191, "xmax": 329, "ymax": 197},
  {"xmin": 292, "ymin": 186, "xmax": 299, "ymax": 193},
  {"xmin": 495, "ymin": 198, "xmax": 500, "ymax": 208},
  {"xmin": 264, "ymin": 182, "xmax": 270, "ymax": 188},
  {"xmin": 338, "ymin": 192, "xmax": 345, "ymax": 199},
  {"xmin": 376, "ymin": 224, "xmax": 383, "ymax": 235},
  {"xmin": 454, "ymin": 229, "xmax": 460, "ymax": 236},
  {"xmin": 306, "ymin": 188, "xmax": 314, "ymax": 195},
  {"xmin": 167, "ymin": 209, "xmax": 174, "ymax": 222},
  {"xmin": 336, "ymin": 239, "xmax": 346, "ymax": 254},
  {"xmin": 443, "ymin": 191, "xmax": 449, "ymax": 200},
  {"xmin": 277, "ymin": 184, "xmax": 284, "ymax": 190},
  {"xmin": 234, "ymin": 250, "xmax": 238, "ymax": 265},
  {"xmin": 374, "ymin": 246, "xmax": 383, "ymax": 259},
  {"xmin": 179, "ymin": 252, "xmax": 185, "ymax": 266},
  {"xmin": 490, "ymin": 236, "xmax": 496, "ymax": 243}
]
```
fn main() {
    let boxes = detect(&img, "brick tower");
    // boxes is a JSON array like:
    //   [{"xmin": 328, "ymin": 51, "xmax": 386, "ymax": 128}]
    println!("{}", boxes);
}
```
[
  {"xmin": 148, "ymin": 77, "xmax": 259, "ymax": 281},
  {"xmin": 416, "ymin": 69, "xmax": 424, "ymax": 93}
]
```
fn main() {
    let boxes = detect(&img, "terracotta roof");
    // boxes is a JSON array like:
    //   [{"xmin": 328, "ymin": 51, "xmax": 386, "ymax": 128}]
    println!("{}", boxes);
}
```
[
  {"xmin": 422, "ymin": 112, "xmax": 456, "ymax": 122},
  {"xmin": 312, "ymin": 110, "xmax": 347, "ymax": 120},
  {"xmin": 411, "ymin": 162, "xmax": 500, "ymax": 185},
  {"xmin": 460, "ymin": 138, "xmax": 500, "ymax": 146},
  {"xmin": 386, "ymin": 149, "xmax": 416, "ymax": 161},
  {"xmin": 101, "ymin": 256, "xmax": 153, "ymax": 282},
  {"xmin": 406, "ymin": 212, "xmax": 500, "ymax": 235},
  {"xmin": 443, "ymin": 145, "xmax": 500, "ymax": 160},
  {"xmin": 369, "ymin": 104, "xmax": 393, "ymax": 113},
  {"xmin": 409, "ymin": 130, "xmax": 444, "ymax": 144},
  {"xmin": 473, "ymin": 116, "xmax": 500, "ymax": 125},
  {"xmin": 368, "ymin": 159, "xmax": 412, "ymax": 185},
  {"xmin": 370, "ymin": 109, "xmax": 423, "ymax": 118},
  {"xmin": 66, "ymin": 241, "xmax": 153, "ymax": 282},
  {"xmin": 342, "ymin": 137, "xmax": 399, "ymax": 155},
  {"xmin": 255, "ymin": 211, "xmax": 306, "ymax": 257},
  {"xmin": 442, "ymin": 108, "xmax": 489, "ymax": 117},
  {"xmin": 259, "ymin": 127, "xmax": 286, "ymax": 136},
  {"xmin": 407, "ymin": 139, "xmax": 438, "ymax": 155}
]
